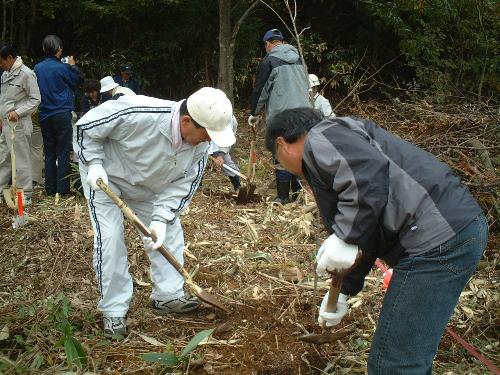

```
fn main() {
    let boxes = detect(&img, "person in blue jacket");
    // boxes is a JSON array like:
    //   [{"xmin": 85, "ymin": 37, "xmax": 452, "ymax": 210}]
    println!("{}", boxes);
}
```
[
  {"xmin": 113, "ymin": 63, "xmax": 140, "ymax": 94},
  {"xmin": 34, "ymin": 35, "xmax": 83, "ymax": 196}
]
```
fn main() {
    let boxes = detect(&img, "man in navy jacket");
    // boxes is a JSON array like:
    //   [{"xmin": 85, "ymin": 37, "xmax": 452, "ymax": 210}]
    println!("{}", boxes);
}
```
[{"xmin": 34, "ymin": 35, "xmax": 83, "ymax": 195}]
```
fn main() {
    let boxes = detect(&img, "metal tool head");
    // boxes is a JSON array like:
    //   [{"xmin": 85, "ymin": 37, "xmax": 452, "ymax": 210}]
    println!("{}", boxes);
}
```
[
  {"xmin": 236, "ymin": 182, "xmax": 256, "ymax": 204},
  {"xmin": 298, "ymin": 328, "xmax": 351, "ymax": 345},
  {"xmin": 191, "ymin": 284, "xmax": 231, "ymax": 314}
]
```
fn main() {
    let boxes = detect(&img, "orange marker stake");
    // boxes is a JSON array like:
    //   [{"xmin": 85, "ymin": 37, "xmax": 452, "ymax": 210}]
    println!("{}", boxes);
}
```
[{"xmin": 17, "ymin": 191, "xmax": 24, "ymax": 217}]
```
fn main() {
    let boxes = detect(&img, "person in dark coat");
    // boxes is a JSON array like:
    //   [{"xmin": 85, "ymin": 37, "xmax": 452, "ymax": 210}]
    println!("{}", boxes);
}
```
[
  {"xmin": 80, "ymin": 78, "xmax": 102, "ymax": 117},
  {"xmin": 113, "ymin": 63, "xmax": 140, "ymax": 94},
  {"xmin": 265, "ymin": 107, "xmax": 488, "ymax": 374}
]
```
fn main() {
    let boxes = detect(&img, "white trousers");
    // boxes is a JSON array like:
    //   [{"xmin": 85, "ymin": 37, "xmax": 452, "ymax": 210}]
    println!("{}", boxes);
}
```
[{"xmin": 81, "ymin": 170, "xmax": 185, "ymax": 318}]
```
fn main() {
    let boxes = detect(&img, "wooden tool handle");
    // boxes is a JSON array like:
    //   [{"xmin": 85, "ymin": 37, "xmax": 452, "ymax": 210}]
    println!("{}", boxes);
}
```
[
  {"xmin": 96, "ymin": 179, "xmax": 191, "ymax": 281},
  {"xmin": 325, "ymin": 270, "xmax": 343, "ymax": 313}
]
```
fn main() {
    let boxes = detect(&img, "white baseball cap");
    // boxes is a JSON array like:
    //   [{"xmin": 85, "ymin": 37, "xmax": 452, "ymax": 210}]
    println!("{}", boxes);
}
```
[
  {"xmin": 187, "ymin": 87, "xmax": 235, "ymax": 148},
  {"xmin": 100, "ymin": 76, "xmax": 119, "ymax": 93}
]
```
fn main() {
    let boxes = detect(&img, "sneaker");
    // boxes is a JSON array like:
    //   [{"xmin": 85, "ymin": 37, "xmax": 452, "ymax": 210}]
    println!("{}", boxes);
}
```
[
  {"xmin": 151, "ymin": 294, "xmax": 201, "ymax": 315},
  {"xmin": 103, "ymin": 317, "xmax": 128, "ymax": 337}
]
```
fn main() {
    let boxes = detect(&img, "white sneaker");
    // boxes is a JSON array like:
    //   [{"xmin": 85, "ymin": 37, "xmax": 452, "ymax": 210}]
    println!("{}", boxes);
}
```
[
  {"xmin": 151, "ymin": 294, "xmax": 200, "ymax": 315},
  {"xmin": 103, "ymin": 317, "xmax": 128, "ymax": 337}
]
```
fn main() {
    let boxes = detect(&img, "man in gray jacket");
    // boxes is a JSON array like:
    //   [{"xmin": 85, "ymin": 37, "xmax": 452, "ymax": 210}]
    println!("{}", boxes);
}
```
[
  {"xmin": 75, "ymin": 87, "xmax": 235, "ymax": 337},
  {"xmin": 266, "ymin": 108, "xmax": 488, "ymax": 374},
  {"xmin": 0, "ymin": 45, "xmax": 41, "ymax": 204},
  {"xmin": 248, "ymin": 28, "xmax": 310, "ymax": 204}
]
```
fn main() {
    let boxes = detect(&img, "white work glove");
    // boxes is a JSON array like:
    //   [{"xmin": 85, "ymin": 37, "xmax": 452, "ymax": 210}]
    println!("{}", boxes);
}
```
[
  {"xmin": 318, "ymin": 292, "xmax": 349, "ymax": 327},
  {"xmin": 316, "ymin": 233, "xmax": 359, "ymax": 277},
  {"xmin": 86, "ymin": 164, "xmax": 108, "ymax": 190},
  {"xmin": 247, "ymin": 114, "xmax": 260, "ymax": 126},
  {"xmin": 143, "ymin": 221, "xmax": 167, "ymax": 251}
]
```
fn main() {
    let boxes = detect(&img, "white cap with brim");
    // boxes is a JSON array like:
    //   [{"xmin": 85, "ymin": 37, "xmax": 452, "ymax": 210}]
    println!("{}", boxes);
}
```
[
  {"xmin": 187, "ymin": 87, "xmax": 235, "ymax": 148},
  {"xmin": 100, "ymin": 76, "xmax": 119, "ymax": 93}
]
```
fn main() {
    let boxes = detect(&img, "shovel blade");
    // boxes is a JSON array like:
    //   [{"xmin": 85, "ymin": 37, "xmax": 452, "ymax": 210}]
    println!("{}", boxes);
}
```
[
  {"xmin": 190, "ymin": 284, "xmax": 230, "ymax": 313},
  {"xmin": 12, "ymin": 213, "xmax": 29, "ymax": 229},
  {"xmin": 2, "ymin": 188, "xmax": 16, "ymax": 209},
  {"xmin": 298, "ymin": 328, "xmax": 351, "ymax": 345},
  {"xmin": 235, "ymin": 182, "xmax": 256, "ymax": 204},
  {"xmin": 236, "ymin": 185, "xmax": 249, "ymax": 204}
]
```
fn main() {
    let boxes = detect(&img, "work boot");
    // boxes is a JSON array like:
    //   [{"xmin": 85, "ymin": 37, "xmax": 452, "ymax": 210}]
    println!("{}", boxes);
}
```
[
  {"xmin": 151, "ymin": 294, "xmax": 201, "ymax": 315},
  {"xmin": 103, "ymin": 317, "xmax": 128, "ymax": 337},
  {"xmin": 228, "ymin": 175, "xmax": 241, "ymax": 191},
  {"xmin": 290, "ymin": 176, "xmax": 302, "ymax": 202},
  {"xmin": 273, "ymin": 179, "xmax": 290, "ymax": 204}
]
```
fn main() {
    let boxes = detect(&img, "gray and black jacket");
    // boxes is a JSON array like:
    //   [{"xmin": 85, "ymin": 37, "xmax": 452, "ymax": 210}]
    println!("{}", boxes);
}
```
[
  {"xmin": 249, "ymin": 44, "xmax": 310, "ymax": 122},
  {"xmin": 302, "ymin": 117, "xmax": 482, "ymax": 296}
]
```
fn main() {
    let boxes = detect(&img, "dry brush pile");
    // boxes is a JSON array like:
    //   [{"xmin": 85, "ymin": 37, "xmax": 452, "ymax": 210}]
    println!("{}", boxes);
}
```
[{"xmin": 0, "ymin": 102, "xmax": 498, "ymax": 374}]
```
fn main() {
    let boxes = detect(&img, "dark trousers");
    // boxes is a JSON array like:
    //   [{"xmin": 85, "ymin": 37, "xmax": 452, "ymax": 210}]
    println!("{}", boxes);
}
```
[{"xmin": 40, "ymin": 112, "xmax": 73, "ymax": 195}]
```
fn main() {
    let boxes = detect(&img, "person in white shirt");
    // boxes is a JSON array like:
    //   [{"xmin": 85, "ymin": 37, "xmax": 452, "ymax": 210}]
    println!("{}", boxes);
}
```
[{"xmin": 309, "ymin": 74, "xmax": 335, "ymax": 118}]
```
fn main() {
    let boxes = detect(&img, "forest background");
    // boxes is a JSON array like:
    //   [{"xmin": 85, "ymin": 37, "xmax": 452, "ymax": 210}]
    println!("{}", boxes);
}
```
[
  {"xmin": 1, "ymin": 0, "xmax": 498, "ymax": 106},
  {"xmin": 0, "ymin": 1, "xmax": 499, "ymax": 374}
]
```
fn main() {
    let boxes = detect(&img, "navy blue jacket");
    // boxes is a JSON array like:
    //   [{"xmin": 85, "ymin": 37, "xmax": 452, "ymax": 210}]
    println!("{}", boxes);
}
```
[
  {"xmin": 34, "ymin": 57, "xmax": 83, "ymax": 122},
  {"xmin": 113, "ymin": 76, "xmax": 140, "ymax": 94}
]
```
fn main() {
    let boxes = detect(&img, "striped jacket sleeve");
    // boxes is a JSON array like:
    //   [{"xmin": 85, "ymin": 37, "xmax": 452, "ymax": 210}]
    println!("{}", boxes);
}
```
[
  {"xmin": 152, "ymin": 150, "xmax": 207, "ymax": 224},
  {"xmin": 75, "ymin": 111, "xmax": 120, "ymax": 165}
]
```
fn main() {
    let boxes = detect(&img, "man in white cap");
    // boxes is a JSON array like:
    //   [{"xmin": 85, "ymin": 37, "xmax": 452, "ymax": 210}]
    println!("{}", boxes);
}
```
[
  {"xmin": 74, "ymin": 87, "xmax": 235, "ymax": 337},
  {"xmin": 99, "ymin": 75, "xmax": 135, "ymax": 101}
]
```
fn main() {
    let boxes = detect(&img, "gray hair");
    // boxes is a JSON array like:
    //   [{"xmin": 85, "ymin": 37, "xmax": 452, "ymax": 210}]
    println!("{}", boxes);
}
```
[{"xmin": 42, "ymin": 35, "xmax": 62, "ymax": 56}]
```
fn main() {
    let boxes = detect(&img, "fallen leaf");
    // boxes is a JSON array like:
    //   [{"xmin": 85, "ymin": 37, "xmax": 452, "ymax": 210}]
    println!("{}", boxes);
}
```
[
  {"xmin": 0, "ymin": 325, "xmax": 9, "ymax": 341},
  {"xmin": 461, "ymin": 305, "xmax": 474, "ymax": 318},
  {"xmin": 205, "ymin": 313, "xmax": 216, "ymax": 321},
  {"xmin": 137, "ymin": 333, "xmax": 165, "ymax": 347},
  {"xmin": 280, "ymin": 266, "xmax": 304, "ymax": 283},
  {"xmin": 133, "ymin": 277, "xmax": 151, "ymax": 287}
]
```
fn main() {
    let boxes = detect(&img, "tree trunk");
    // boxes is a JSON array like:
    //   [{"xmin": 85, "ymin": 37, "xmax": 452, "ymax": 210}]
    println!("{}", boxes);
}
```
[
  {"xmin": 1, "ymin": 0, "xmax": 7, "ymax": 44},
  {"xmin": 217, "ymin": 0, "xmax": 259, "ymax": 103},
  {"xmin": 18, "ymin": 0, "xmax": 27, "ymax": 54},
  {"xmin": 217, "ymin": 0, "xmax": 232, "ymax": 101},
  {"xmin": 9, "ymin": 0, "xmax": 13, "ymax": 44},
  {"xmin": 26, "ymin": 0, "xmax": 38, "ymax": 53}
]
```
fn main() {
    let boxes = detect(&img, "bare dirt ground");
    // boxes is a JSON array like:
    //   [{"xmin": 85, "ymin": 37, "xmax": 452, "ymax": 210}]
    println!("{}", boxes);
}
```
[{"xmin": 0, "ymin": 101, "xmax": 498, "ymax": 374}]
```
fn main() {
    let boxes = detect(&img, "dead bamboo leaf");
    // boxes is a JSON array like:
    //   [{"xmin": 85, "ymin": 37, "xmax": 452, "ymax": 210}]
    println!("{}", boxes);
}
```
[
  {"xmin": 137, "ymin": 333, "xmax": 165, "ymax": 347},
  {"xmin": 0, "ymin": 325, "xmax": 9, "ymax": 341},
  {"xmin": 133, "ymin": 277, "xmax": 151, "ymax": 287},
  {"xmin": 73, "ymin": 203, "xmax": 81, "ymax": 221},
  {"xmin": 461, "ymin": 305, "xmax": 474, "ymax": 319},
  {"xmin": 280, "ymin": 266, "xmax": 304, "ymax": 283}
]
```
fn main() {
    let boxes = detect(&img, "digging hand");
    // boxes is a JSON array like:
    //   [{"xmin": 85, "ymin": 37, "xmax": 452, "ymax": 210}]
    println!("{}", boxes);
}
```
[
  {"xmin": 87, "ymin": 164, "xmax": 108, "ymax": 190},
  {"xmin": 316, "ymin": 233, "xmax": 359, "ymax": 277},
  {"xmin": 7, "ymin": 111, "xmax": 19, "ymax": 122},
  {"xmin": 213, "ymin": 155, "xmax": 224, "ymax": 168},
  {"xmin": 247, "ymin": 114, "xmax": 260, "ymax": 127},
  {"xmin": 143, "ymin": 220, "xmax": 167, "ymax": 251},
  {"xmin": 318, "ymin": 292, "xmax": 349, "ymax": 327}
]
